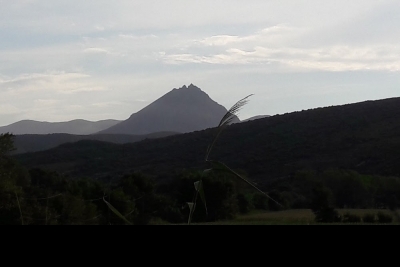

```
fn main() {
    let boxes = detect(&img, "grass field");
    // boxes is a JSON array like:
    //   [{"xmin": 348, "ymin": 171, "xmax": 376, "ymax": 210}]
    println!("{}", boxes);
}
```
[{"xmin": 182, "ymin": 209, "xmax": 400, "ymax": 225}]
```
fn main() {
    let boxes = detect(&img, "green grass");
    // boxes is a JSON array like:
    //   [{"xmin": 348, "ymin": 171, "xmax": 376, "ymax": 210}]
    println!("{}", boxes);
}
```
[
  {"xmin": 168, "ymin": 209, "xmax": 400, "ymax": 225},
  {"xmin": 205, "ymin": 209, "xmax": 315, "ymax": 225}
]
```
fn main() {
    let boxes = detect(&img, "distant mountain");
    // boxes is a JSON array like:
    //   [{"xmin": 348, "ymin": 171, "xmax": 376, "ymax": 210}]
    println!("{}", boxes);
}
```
[
  {"xmin": 98, "ymin": 84, "xmax": 240, "ymax": 135},
  {"xmin": 0, "ymin": 119, "xmax": 121, "ymax": 135},
  {"xmin": 11, "ymin": 131, "xmax": 178, "ymax": 154}
]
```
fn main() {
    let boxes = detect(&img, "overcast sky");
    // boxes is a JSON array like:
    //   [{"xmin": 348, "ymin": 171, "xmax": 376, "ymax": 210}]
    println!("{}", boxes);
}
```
[{"xmin": 1, "ymin": 0, "xmax": 399, "ymax": 126}]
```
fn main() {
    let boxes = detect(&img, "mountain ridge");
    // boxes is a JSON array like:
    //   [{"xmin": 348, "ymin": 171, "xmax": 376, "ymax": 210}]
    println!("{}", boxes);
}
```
[
  {"xmin": 11, "ymin": 131, "xmax": 179, "ymax": 154},
  {"xmin": 0, "ymin": 119, "xmax": 121, "ymax": 135},
  {"xmin": 1, "ymin": 84, "xmax": 239, "ymax": 136},
  {"xmin": 239, "ymin": 115, "xmax": 270, "ymax": 123},
  {"xmin": 98, "ymin": 84, "xmax": 240, "ymax": 135}
]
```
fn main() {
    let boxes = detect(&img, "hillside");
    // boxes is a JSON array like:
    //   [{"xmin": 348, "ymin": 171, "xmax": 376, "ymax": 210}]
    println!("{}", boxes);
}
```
[
  {"xmin": 0, "ymin": 119, "xmax": 121, "ymax": 135},
  {"xmin": 98, "ymin": 84, "xmax": 240, "ymax": 135},
  {"xmin": 11, "ymin": 131, "xmax": 179, "ymax": 154},
  {"xmin": 13, "ymin": 97, "xmax": 400, "ymax": 189},
  {"xmin": 239, "ymin": 115, "xmax": 270, "ymax": 123}
]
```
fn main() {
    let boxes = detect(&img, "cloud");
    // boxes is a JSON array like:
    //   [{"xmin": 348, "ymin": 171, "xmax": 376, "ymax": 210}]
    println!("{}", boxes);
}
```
[
  {"xmin": 0, "ymin": 104, "xmax": 23, "ymax": 115},
  {"xmin": 198, "ymin": 24, "xmax": 299, "ymax": 47},
  {"xmin": 0, "ymin": 72, "xmax": 89, "ymax": 85},
  {"xmin": 33, "ymin": 99, "xmax": 59, "ymax": 106},
  {"xmin": 0, "ymin": 72, "xmax": 105, "ymax": 94},
  {"xmin": 118, "ymin": 34, "xmax": 158, "ymax": 40},
  {"xmin": 83, "ymin": 47, "xmax": 110, "ymax": 54},
  {"xmin": 91, "ymin": 101, "xmax": 125, "ymax": 108},
  {"xmin": 1, "ymin": 1, "xmax": 390, "ymax": 34},
  {"xmin": 199, "ymin": 35, "xmax": 242, "ymax": 47},
  {"xmin": 1, "ymin": 1, "xmax": 399, "ymax": 125},
  {"xmin": 159, "ymin": 23, "xmax": 400, "ymax": 72}
]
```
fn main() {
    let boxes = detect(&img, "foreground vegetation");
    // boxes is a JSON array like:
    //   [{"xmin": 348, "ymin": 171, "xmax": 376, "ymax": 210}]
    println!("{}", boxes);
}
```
[
  {"xmin": 2, "ymin": 137, "xmax": 400, "ymax": 225},
  {"xmin": 191, "ymin": 209, "xmax": 399, "ymax": 225}
]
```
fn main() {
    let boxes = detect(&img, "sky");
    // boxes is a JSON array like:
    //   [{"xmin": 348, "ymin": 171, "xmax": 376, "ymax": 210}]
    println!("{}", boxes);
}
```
[{"xmin": 1, "ymin": 0, "xmax": 400, "ymax": 126}]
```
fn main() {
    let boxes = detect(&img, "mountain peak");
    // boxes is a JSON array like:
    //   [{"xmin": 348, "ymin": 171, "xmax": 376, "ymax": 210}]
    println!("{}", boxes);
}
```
[
  {"xmin": 167, "ymin": 84, "xmax": 211, "ymax": 103},
  {"xmin": 99, "ymin": 84, "xmax": 240, "ymax": 135},
  {"xmin": 188, "ymin": 83, "xmax": 200, "ymax": 89},
  {"xmin": 173, "ymin": 83, "xmax": 201, "ymax": 91}
]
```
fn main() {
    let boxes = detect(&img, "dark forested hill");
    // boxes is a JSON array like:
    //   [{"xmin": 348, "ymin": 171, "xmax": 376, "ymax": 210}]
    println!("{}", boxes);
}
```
[
  {"xmin": 11, "ymin": 131, "xmax": 179, "ymax": 154},
  {"xmin": 13, "ymin": 97, "xmax": 400, "ymax": 189}
]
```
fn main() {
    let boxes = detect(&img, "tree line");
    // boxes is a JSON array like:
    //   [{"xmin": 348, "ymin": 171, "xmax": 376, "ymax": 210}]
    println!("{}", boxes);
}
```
[{"xmin": 2, "ymin": 133, "xmax": 400, "ymax": 224}]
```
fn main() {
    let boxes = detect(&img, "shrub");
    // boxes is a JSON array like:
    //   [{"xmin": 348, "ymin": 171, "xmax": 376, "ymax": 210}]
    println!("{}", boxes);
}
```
[
  {"xmin": 252, "ymin": 193, "xmax": 269, "ymax": 210},
  {"xmin": 342, "ymin": 212, "xmax": 361, "ymax": 223},
  {"xmin": 362, "ymin": 213, "xmax": 376, "ymax": 223},
  {"xmin": 314, "ymin": 207, "xmax": 342, "ymax": 223},
  {"xmin": 310, "ymin": 184, "xmax": 341, "ymax": 223},
  {"xmin": 237, "ymin": 193, "xmax": 254, "ymax": 214},
  {"xmin": 377, "ymin": 212, "xmax": 393, "ymax": 223}
]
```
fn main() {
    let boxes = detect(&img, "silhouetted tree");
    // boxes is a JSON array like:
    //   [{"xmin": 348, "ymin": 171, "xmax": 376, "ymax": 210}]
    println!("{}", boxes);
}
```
[{"xmin": 311, "ymin": 185, "xmax": 341, "ymax": 223}]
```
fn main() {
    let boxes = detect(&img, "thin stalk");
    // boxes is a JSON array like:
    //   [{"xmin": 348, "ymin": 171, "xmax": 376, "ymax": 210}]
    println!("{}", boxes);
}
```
[
  {"xmin": 15, "ymin": 191, "xmax": 24, "ymax": 226},
  {"xmin": 188, "ymin": 185, "xmax": 200, "ymax": 225},
  {"xmin": 45, "ymin": 196, "xmax": 49, "ymax": 225}
]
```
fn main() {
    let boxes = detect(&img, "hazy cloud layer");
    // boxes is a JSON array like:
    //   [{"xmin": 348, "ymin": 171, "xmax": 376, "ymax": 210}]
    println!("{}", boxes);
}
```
[{"xmin": 0, "ymin": 1, "xmax": 399, "ymax": 125}]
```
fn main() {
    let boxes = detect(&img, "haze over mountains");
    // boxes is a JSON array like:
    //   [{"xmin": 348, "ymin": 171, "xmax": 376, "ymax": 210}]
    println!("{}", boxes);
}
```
[
  {"xmin": 2, "ymin": 84, "xmax": 247, "ymax": 153},
  {"xmin": 1, "ymin": 84, "xmax": 242, "ymax": 136},
  {"xmin": 0, "ymin": 119, "xmax": 121, "ymax": 135},
  {"xmin": 11, "ymin": 132, "xmax": 178, "ymax": 154}
]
